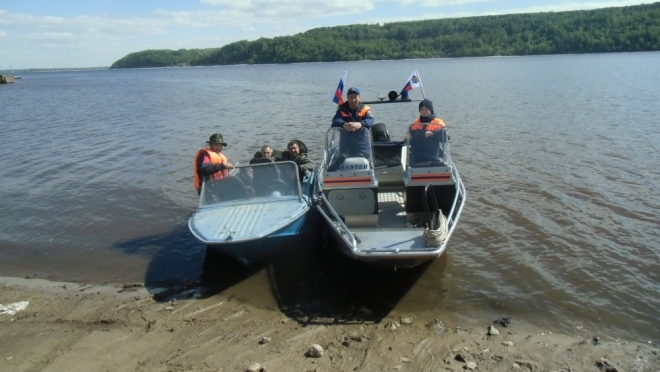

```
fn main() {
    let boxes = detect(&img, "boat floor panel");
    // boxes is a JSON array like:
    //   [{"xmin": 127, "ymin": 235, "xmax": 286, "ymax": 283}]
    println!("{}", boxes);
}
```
[
  {"xmin": 350, "ymin": 228, "xmax": 436, "ymax": 252},
  {"xmin": 378, "ymin": 191, "xmax": 407, "ymax": 228}
]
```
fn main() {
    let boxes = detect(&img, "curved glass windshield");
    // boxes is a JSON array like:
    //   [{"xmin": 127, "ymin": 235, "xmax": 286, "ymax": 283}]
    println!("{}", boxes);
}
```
[
  {"xmin": 324, "ymin": 127, "xmax": 374, "ymax": 172},
  {"xmin": 405, "ymin": 123, "xmax": 449, "ymax": 167},
  {"xmin": 200, "ymin": 161, "xmax": 300, "ymax": 207}
]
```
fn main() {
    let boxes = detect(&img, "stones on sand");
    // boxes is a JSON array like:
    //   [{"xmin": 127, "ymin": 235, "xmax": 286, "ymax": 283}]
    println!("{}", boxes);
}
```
[
  {"xmin": 246, "ymin": 362, "xmax": 264, "ymax": 372},
  {"xmin": 488, "ymin": 325, "xmax": 500, "ymax": 336},
  {"xmin": 399, "ymin": 317, "xmax": 413, "ymax": 325},
  {"xmin": 306, "ymin": 344, "xmax": 323, "ymax": 358},
  {"xmin": 595, "ymin": 358, "xmax": 619, "ymax": 372},
  {"xmin": 384, "ymin": 321, "xmax": 400, "ymax": 330}
]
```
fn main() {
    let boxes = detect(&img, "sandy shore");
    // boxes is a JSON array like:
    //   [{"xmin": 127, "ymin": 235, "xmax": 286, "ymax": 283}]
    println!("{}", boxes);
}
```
[{"xmin": 1, "ymin": 276, "xmax": 658, "ymax": 372}]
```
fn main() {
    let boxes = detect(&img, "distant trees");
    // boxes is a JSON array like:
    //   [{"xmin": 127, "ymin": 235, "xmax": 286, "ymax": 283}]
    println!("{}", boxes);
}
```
[
  {"xmin": 110, "ymin": 2, "xmax": 660, "ymax": 69},
  {"xmin": 110, "ymin": 49, "xmax": 214, "ymax": 69}
]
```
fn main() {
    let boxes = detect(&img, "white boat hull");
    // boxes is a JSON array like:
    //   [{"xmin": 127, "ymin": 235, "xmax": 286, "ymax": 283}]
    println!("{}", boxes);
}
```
[{"xmin": 317, "ymin": 126, "xmax": 466, "ymax": 269}]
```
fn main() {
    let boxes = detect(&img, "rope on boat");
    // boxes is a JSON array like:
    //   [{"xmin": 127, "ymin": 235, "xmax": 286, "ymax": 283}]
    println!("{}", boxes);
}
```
[{"xmin": 424, "ymin": 213, "xmax": 448, "ymax": 247}]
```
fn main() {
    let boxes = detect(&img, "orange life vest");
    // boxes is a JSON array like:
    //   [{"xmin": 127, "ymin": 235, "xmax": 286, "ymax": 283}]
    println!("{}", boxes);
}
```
[
  {"xmin": 338, "ymin": 104, "xmax": 371, "ymax": 120},
  {"xmin": 193, "ymin": 149, "xmax": 229, "ymax": 190},
  {"xmin": 410, "ymin": 117, "xmax": 445, "ymax": 131}
]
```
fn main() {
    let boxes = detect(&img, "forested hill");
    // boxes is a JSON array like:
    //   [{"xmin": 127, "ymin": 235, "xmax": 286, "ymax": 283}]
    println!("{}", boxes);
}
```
[{"xmin": 110, "ymin": 2, "xmax": 660, "ymax": 69}]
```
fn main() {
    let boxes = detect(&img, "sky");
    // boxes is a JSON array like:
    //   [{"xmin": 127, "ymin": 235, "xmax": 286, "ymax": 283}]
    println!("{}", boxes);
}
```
[{"xmin": 0, "ymin": 0, "xmax": 653, "ymax": 69}]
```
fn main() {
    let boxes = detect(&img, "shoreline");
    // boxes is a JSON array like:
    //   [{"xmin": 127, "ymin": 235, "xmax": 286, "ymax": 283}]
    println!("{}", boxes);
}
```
[{"xmin": 1, "ymin": 276, "xmax": 657, "ymax": 371}]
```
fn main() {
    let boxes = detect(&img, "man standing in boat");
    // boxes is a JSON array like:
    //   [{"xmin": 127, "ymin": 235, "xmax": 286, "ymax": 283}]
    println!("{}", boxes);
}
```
[
  {"xmin": 331, "ymin": 87, "xmax": 374, "ymax": 158},
  {"xmin": 193, "ymin": 133, "xmax": 235, "ymax": 195}
]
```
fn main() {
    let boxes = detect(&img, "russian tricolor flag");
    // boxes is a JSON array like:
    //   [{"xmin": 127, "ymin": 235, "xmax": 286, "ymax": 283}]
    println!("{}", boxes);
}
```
[
  {"xmin": 332, "ymin": 71, "xmax": 347, "ymax": 104},
  {"xmin": 400, "ymin": 70, "xmax": 421, "ymax": 95}
]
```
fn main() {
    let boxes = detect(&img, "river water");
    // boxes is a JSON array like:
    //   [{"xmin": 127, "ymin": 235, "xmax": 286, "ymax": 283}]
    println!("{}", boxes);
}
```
[{"xmin": 1, "ymin": 53, "xmax": 659, "ymax": 343}]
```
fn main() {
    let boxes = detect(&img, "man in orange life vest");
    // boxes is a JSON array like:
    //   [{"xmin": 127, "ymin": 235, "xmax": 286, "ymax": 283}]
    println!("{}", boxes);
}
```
[
  {"xmin": 193, "ymin": 133, "xmax": 235, "ymax": 195},
  {"xmin": 406, "ymin": 99, "xmax": 447, "ymax": 166},
  {"xmin": 331, "ymin": 87, "xmax": 374, "ymax": 158}
]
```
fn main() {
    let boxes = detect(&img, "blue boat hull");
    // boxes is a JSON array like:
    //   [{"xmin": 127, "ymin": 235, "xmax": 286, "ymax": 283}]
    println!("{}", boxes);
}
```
[{"xmin": 205, "ymin": 207, "xmax": 320, "ymax": 265}]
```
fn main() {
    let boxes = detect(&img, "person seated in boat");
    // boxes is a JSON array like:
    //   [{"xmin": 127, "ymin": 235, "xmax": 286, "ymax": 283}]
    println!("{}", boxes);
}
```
[
  {"xmin": 331, "ymin": 87, "xmax": 374, "ymax": 159},
  {"xmin": 406, "ymin": 99, "xmax": 447, "ymax": 167},
  {"xmin": 280, "ymin": 140, "xmax": 314, "ymax": 181},
  {"xmin": 250, "ymin": 144, "xmax": 282, "ymax": 164},
  {"xmin": 193, "ymin": 133, "xmax": 235, "ymax": 195}
]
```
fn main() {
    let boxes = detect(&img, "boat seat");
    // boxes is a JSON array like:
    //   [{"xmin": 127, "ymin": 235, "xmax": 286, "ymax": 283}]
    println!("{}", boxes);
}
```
[{"xmin": 372, "ymin": 123, "xmax": 391, "ymax": 142}]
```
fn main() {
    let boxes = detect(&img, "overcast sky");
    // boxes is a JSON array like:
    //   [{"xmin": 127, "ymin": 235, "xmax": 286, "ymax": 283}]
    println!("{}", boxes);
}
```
[{"xmin": 0, "ymin": 0, "xmax": 652, "ymax": 69}]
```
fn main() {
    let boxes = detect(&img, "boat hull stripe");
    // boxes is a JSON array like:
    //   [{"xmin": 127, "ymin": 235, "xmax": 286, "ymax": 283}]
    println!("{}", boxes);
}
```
[
  {"xmin": 324, "ymin": 176, "xmax": 373, "ymax": 187},
  {"xmin": 411, "ymin": 174, "xmax": 451, "ymax": 182}
]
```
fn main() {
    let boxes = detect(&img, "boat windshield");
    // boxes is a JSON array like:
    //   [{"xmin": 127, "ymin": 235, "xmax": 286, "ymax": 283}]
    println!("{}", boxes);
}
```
[
  {"xmin": 199, "ymin": 161, "xmax": 301, "ymax": 207},
  {"xmin": 405, "ymin": 123, "xmax": 450, "ymax": 167},
  {"xmin": 324, "ymin": 127, "xmax": 374, "ymax": 172}
]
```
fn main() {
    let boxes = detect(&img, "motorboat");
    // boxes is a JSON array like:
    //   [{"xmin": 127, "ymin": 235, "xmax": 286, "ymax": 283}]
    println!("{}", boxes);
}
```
[
  {"xmin": 315, "ymin": 123, "xmax": 466, "ymax": 269},
  {"xmin": 189, "ymin": 160, "xmax": 318, "ymax": 265}
]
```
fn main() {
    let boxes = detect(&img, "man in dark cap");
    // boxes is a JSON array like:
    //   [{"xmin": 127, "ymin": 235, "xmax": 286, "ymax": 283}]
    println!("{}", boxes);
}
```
[
  {"xmin": 331, "ymin": 87, "xmax": 375, "ymax": 158},
  {"xmin": 193, "ymin": 133, "xmax": 235, "ymax": 194},
  {"xmin": 406, "ymin": 99, "xmax": 447, "ymax": 166}
]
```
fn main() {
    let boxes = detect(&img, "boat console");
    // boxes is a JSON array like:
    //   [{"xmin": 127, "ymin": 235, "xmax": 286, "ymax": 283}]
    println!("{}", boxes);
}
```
[{"xmin": 321, "ymin": 128, "xmax": 379, "ymax": 227}]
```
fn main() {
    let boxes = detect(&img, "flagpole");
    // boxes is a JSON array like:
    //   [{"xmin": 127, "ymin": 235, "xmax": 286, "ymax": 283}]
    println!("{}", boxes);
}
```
[{"xmin": 417, "ymin": 70, "xmax": 426, "ymax": 99}]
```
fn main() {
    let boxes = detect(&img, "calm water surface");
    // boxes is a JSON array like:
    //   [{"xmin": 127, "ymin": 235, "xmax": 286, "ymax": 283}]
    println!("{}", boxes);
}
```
[{"xmin": 1, "ymin": 53, "xmax": 659, "ymax": 343}]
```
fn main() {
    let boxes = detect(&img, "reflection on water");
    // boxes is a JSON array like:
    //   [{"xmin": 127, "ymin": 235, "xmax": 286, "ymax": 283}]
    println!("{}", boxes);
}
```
[{"xmin": 1, "ymin": 53, "xmax": 660, "ymax": 343}]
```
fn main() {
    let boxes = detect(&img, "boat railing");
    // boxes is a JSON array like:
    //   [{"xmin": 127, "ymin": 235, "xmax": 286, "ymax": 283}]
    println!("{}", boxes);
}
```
[
  {"xmin": 317, "ymin": 192, "xmax": 357, "ymax": 249},
  {"xmin": 423, "ymin": 183, "xmax": 440, "ymax": 230},
  {"xmin": 444, "ymin": 161, "xmax": 467, "ymax": 240}
]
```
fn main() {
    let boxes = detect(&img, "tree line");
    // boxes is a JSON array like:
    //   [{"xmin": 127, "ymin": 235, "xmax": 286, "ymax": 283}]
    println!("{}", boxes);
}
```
[{"xmin": 110, "ymin": 2, "xmax": 660, "ymax": 69}]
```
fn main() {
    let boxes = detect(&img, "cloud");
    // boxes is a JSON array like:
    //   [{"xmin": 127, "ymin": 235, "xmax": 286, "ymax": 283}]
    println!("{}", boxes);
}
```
[
  {"xmin": 1, "ymin": 0, "xmax": 653, "ymax": 69},
  {"xmin": 25, "ymin": 32, "xmax": 74, "ymax": 41},
  {"xmin": 396, "ymin": 0, "xmax": 493, "ymax": 6},
  {"xmin": 197, "ymin": 0, "xmax": 375, "ymax": 21}
]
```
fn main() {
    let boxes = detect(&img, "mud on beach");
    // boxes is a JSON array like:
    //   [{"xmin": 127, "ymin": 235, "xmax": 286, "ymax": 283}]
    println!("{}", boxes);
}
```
[{"xmin": 1, "ymin": 276, "xmax": 659, "ymax": 372}]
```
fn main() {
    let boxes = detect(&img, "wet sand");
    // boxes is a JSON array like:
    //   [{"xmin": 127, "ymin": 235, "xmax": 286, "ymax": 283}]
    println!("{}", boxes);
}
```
[{"xmin": 1, "ymin": 276, "xmax": 657, "ymax": 372}]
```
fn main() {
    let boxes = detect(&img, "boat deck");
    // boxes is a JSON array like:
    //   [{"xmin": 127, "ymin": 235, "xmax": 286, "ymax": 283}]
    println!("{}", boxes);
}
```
[
  {"xmin": 377, "ymin": 190, "xmax": 408, "ymax": 228},
  {"xmin": 346, "ymin": 190, "xmax": 435, "ymax": 253}
]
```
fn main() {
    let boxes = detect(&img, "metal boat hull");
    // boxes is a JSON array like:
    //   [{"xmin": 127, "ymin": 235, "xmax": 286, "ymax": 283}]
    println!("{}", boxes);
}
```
[
  {"xmin": 205, "ymin": 211, "xmax": 318, "ymax": 265},
  {"xmin": 316, "ymin": 126, "xmax": 466, "ymax": 270},
  {"xmin": 189, "ymin": 161, "xmax": 319, "ymax": 265}
]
